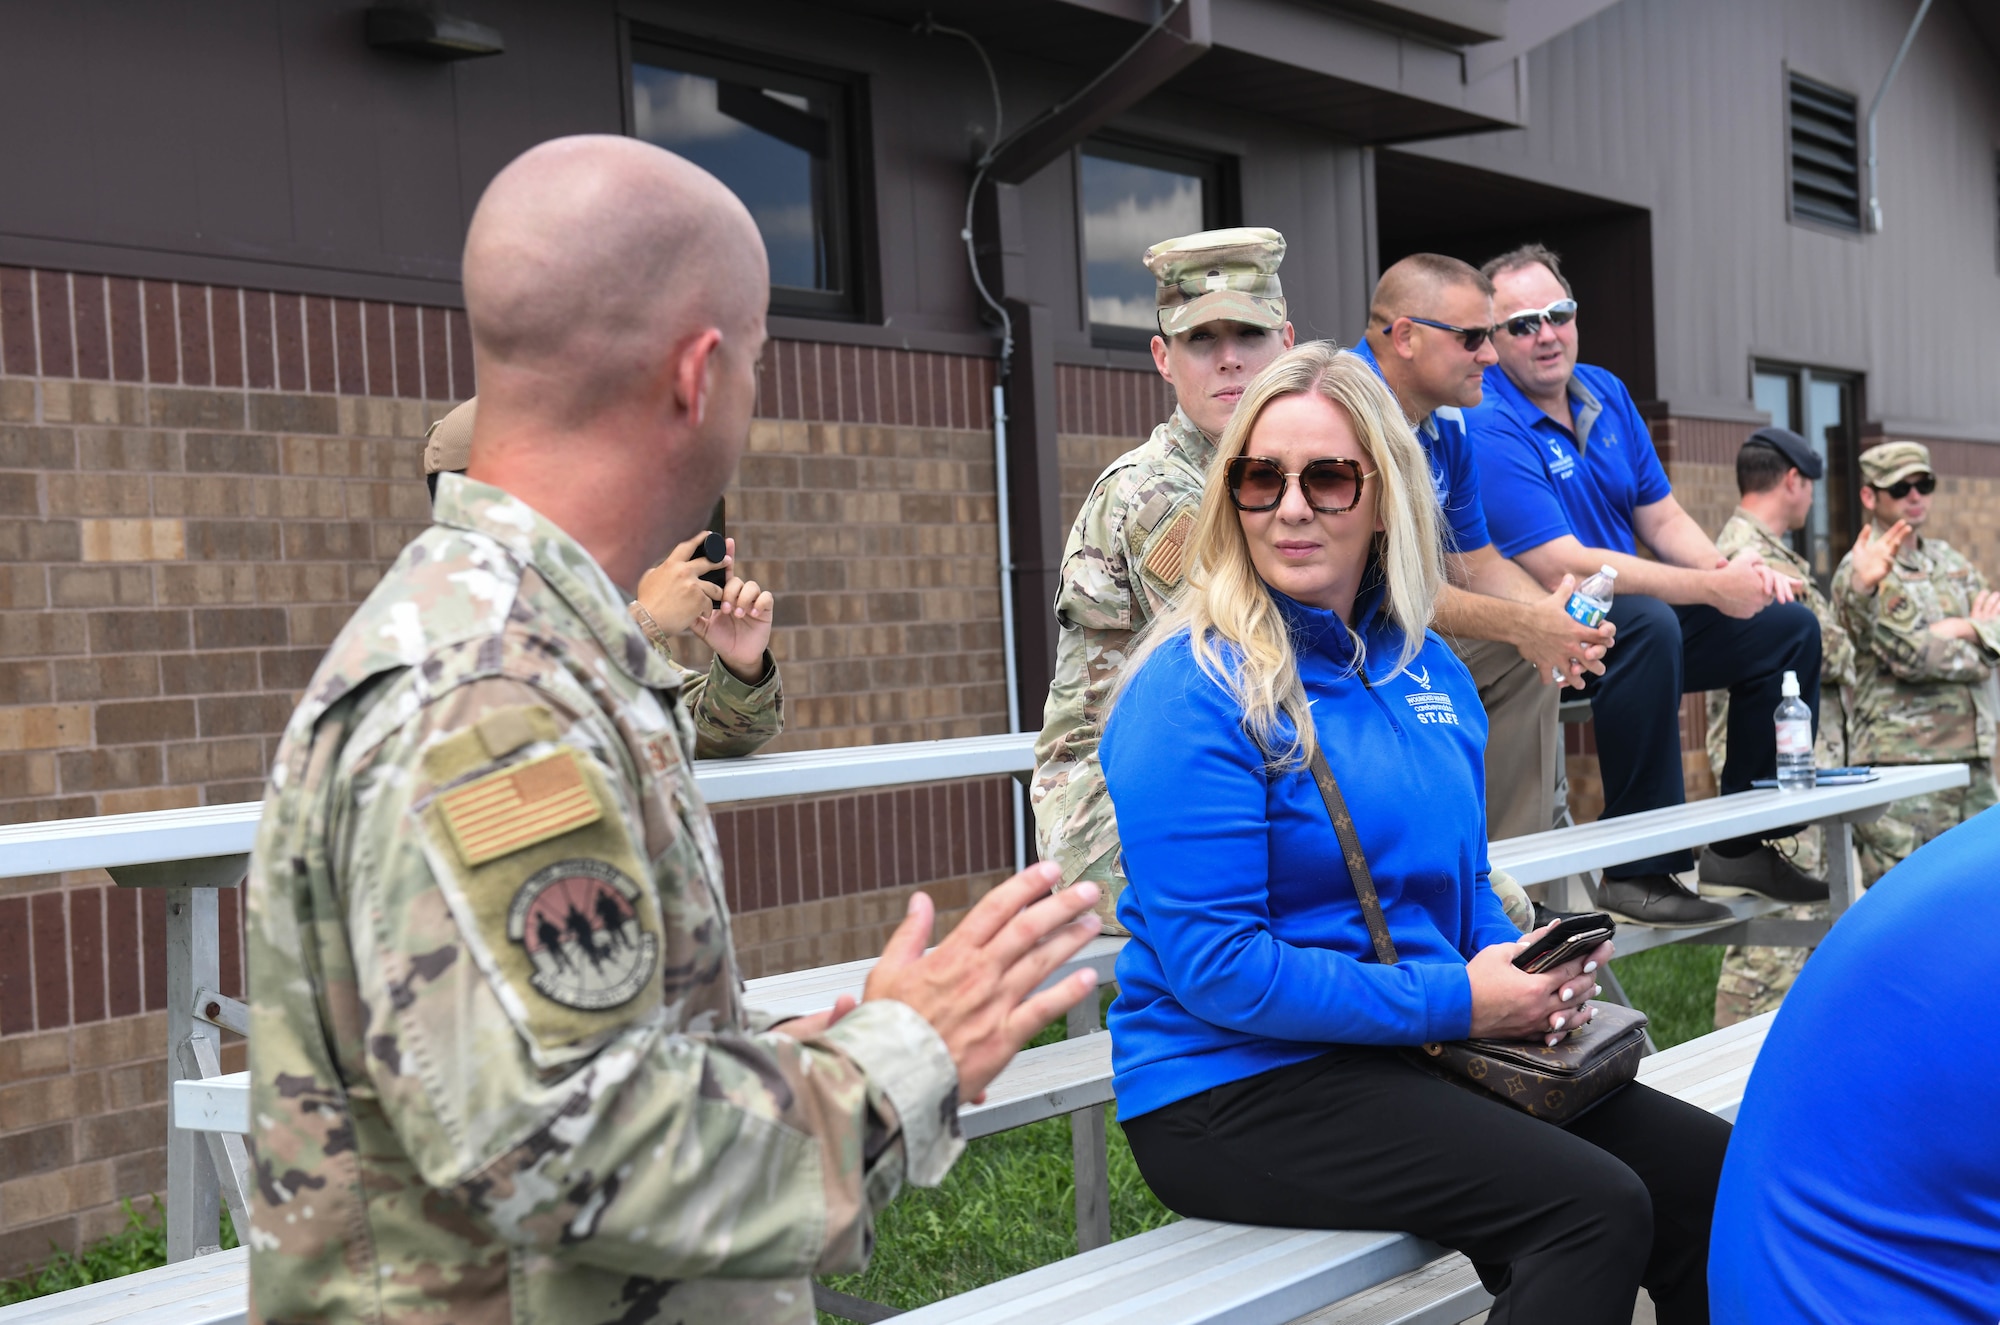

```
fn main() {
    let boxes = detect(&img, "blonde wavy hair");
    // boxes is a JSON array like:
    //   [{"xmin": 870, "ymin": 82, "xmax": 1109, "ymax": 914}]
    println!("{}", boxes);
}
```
[{"xmin": 1114, "ymin": 341, "xmax": 1444, "ymax": 770}]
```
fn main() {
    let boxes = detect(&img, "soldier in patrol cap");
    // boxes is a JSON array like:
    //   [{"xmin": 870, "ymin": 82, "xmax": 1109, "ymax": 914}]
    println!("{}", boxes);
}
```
[
  {"xmin": 247, "ymin": 134, "xmax": 1103, "ymax": 1325},
  {"xmin": 1031, "ymin": 228, "xmax": 1534, "ymax": 933},
  {"xmin": 425, "ymin": 393, "xmax": 787, "ymax": 759},
  {"xmin": 1705, "ymin": 426, "xmax": 1908, "ymax": 1026},
  {"xmin": 1033, "ymin": 228, "xmax": 1293, "ymax": 935},
  {"xmin": 1834, "ymin": 440, "xmax": 2000, "ymax": 884}
]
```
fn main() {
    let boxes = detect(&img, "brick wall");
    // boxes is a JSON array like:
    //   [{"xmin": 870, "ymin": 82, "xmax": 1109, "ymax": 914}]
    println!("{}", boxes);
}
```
[{"xmin": 0, "ymin": 266, "xmax": 1177, "ymax": 1275}]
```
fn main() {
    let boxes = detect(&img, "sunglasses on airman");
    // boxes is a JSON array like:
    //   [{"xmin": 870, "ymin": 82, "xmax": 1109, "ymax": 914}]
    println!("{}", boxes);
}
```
[
  {"xmin": 1388, "ymin": 316, "xmax": 1493, "ymax": 353},
  {"xmin": 1873, "ymin": 474, "xmax": 1936, "ymax": 499},
  {"xmin": 1226, "ymin": 456, "xmax": 1376, "ymax": 515},
  {"xmin": 1501, "ymin": 299, "xmax": 1579, "ymax": 338}
]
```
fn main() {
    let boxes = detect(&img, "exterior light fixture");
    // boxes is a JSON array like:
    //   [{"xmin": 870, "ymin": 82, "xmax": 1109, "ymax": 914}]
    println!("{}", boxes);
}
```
[{"xmin": 364, "ymin": 5, "xmax": 504, "ymax": 60}]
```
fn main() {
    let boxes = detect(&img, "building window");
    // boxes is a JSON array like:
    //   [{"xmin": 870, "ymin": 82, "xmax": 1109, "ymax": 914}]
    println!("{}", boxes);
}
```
[
  {"xmin": 1787, "ymin": 73, "xmax": 1862, "ymax": 232},
  {"xmin": 1078, "ymin": 140, "xmax": 1231, "ymax": 348},
  {"xmin": 1753, "ymin": 362, "xmax": 1862, "ymax": 585},
  {"xmin": 630, "ymin": 36, "xmax": 864, "ymax": 319}
]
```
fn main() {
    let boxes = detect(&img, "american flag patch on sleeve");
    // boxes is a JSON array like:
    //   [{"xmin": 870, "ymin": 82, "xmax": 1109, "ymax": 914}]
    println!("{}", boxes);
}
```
[{"xmin": 436, "ymin": 750, "xmax": 603, "ymax": 866}]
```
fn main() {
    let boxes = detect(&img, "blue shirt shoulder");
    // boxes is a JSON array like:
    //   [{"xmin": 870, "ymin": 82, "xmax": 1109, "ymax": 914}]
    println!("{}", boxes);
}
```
[
  {"xmin": 1469, "ymin": 363, "xmax": 1671, "ymax": 559},
  {"xmin": 1349, "ymin": 340, "xmax": 1491, "ymax": 555}
]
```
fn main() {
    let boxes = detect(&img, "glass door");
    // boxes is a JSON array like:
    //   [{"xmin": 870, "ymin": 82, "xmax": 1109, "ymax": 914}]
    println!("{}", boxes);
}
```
[{"xmin": 1753, "ymin": 362, "xmax": 1860, "ymax": 586}]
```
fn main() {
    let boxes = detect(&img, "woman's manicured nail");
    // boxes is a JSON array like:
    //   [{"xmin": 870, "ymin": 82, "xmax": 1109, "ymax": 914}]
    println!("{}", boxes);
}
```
[
  {"xmin": 1583, "ymin": 961, "xmax": 1598, "ymax": 973},
  {"xmin": 1560, "ymin": 987, "xmax": 1574, "ymax": 1001},
  {"xmin": 1593, "ymin": 984, "xmax": 1603, "ymax": 997},
  {"xmin": 1552, "ymin": 1015, "xmax": 1567, "ymax": 1030},
  {"xmin": 1547, "ymin": 1034, "xmax": 1562, "ymax": 1046}
]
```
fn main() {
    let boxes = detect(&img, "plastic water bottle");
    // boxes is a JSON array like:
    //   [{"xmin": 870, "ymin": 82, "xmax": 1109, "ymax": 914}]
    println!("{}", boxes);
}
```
[
  {"xmin": 1565, "ymin": 564, "xmax": 1618, "ymax": 628},
  {"xmin": 1775, "ymin": 670, "xmax": 1815, "ymax": 792}
]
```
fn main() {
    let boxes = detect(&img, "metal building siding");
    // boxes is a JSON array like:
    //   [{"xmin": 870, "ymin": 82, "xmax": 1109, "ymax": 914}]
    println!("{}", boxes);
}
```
[{"xmin": 1403, "ymin": 0, "xmax": 2000, "ymax": 438}]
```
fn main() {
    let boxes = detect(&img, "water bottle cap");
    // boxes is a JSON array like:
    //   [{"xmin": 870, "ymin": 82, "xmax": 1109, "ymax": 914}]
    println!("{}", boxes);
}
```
[
  {"xmin": 1781, "ymin": 669, "xmax": 1800, "ymax": 697},
  {"xmin": 1599, "ymin": 564, "xmax": 1618, "ymax": 579}
]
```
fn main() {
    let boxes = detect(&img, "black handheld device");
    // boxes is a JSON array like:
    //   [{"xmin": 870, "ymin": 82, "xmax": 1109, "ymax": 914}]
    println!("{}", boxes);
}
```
[
  {"xmin": 1513, "ymin": 912, "xmax": 1615, "ymax": 973},
  {"xmin": 696, "ymin": 500, "xmax": 727, "ymax": 589}
]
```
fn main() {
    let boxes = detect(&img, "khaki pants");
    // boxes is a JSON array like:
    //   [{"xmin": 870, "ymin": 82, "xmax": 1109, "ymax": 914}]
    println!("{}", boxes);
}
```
[{"xmin": 1451, "ymin": 636, "xmax": 1561, "ymax": 843}]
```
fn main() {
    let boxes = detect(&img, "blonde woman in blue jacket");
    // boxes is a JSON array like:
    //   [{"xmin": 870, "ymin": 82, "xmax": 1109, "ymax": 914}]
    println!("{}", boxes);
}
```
[{"xmin": 1101, "ymin": 342, "xmax": 1728, "ymax": 1324}]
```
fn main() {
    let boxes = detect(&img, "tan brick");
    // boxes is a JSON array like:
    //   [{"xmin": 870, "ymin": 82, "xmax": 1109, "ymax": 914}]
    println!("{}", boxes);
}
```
[
  {"xmin": 79, "ymin": 519, "xmax": 186, "ymax": 563},
  {"xmin": 77, "ymin": 429, "xmax": 179, "ymax": 472},
  {"xmin": 53, "ymin": 655, "xmax": 159, "ymax": 703},
  {"xmin": 99, "ymin": 785, "xmax": 202, "ymax": 816},
  {"xmin": 0, "ymin": 751, "xmax": 57, "ymax": 798},
  {"xmin": 0, "ymin": 705, "xmax": 89, "ymax": 751},
  {"xmin": 0, "ymin": 1068, "xmax": 101, "ymax": 1131},
  {"xmin": 45, "ymin": 473, "xmax": 152, "ymax": 518},
  {"xmin": 0, "ymin": 1161, "xmax": 114, "ymax": 1228},
  {"xmin": 147, "ymin": 388, "xmax": 245, "ymax": 431},
  {"xmin": 149, "ymin": 475, "xmax": 268, "ymax": 519},
  {"xmin": 0, "ymin": 379, "xmax": 34, "ymax": 423},
  {"xmin": 42, "ymin": 380, "xmax": 148, "ymax": 427},
  {"xmin": 0, "ymin": 661, "xmax": 50, "ymax": 705},
  {"xmin": 70, "ymin": 1012, "xmax": 165, "ymax": 1070},
  {"xmin": 50, "ymin": 566, "xmax": 152, "ymax": 608},
  {"xmin": 0, "ymin": 1214, "xmax": 78, "ymax": 1279},
  {"xmin": 0, "ymin": 425, "xmax": 74, "ymax": 470},
  {"xmin": 100, "ymin": 1058, "xmax": 167, "ymax": 1111},
  {"xmin": 94, "ymin": 699, "xmax": 197, "ymax": 745},
  {"xmin": 76, "ymin": 1104, "xmax": 164, "ymax": 1161}
]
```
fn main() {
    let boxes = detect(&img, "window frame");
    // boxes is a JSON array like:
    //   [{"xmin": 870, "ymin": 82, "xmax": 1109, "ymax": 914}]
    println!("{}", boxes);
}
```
[
  {"xmin": 1075, "ymin": 136, "xmax": 1239, "ymax": 351},
  {"xmin": 624, "ymin": 26, "xmax": 875, "ymax": 322},
  {"xmin": 1751, "ymin": 359, "xmax": 1866, "ymax": 589}
]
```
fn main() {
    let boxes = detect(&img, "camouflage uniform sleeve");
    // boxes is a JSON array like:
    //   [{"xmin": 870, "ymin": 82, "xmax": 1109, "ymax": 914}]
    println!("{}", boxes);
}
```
[
  {"xmin": 1845, "ymin": 562, "xmax": 1992, "ymax": 685},
  {"xmin": 675, "ymin": 650, "xmax": 785, "ymax": 758},
  {"xmin": 337, "ymin": 676, "xmax": 957, "ymax": 1281}
]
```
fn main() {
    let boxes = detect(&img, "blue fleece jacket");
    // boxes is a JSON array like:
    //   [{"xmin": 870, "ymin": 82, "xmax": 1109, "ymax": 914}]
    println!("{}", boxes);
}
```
[{"xmin": 1101, "ymin": 587, "xmax": 1518, "ymax": 1121}]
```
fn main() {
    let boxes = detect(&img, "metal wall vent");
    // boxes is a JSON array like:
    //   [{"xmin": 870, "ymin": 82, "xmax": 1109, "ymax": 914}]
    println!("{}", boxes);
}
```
[{"xmin": 1789, "ymin": 74, "xmax": 1862, "ymax": 231}]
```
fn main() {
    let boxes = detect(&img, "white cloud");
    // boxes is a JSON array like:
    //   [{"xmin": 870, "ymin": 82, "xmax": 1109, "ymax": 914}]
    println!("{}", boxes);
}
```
[
  {"xmin": 633, "ymin": 69, "xmax": 742, "ymax": 145},
  {"xmin": 1088, "ymin": 294, "xmax": 1160, "ymax": 330},
  {"xmin": 1082, "ymin": 179, "xmax": 1204, "ymax": 267},
  {"xmin": 754, "ymin": 203, "xmax": 815, "ymax": 243}
]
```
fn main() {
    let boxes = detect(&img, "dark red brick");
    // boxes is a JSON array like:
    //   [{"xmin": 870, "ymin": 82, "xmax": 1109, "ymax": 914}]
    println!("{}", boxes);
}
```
[
  {"xmin": 177, "ymin": 285, "xmax": 212, "ymax": 386},
  {"xmin": 0, "ymin": 895, "xmax": 30, "ymax": 1033},
  {"xmin": 219, "ymin": 884, "xmax": 243, "ymax": 998},
  {"xmin": 35, "ymin": 270, "xmax": 73, "ymax": 378},
  {"xmin": 773, "ymin": 801, "xmax": 800, "ymax": 906},
  {"xmin": 304, "ymin": 296, "xmax": 335, "ymax": 394},
  {"xmin": 212, "ymin": 288, "xmax": 244, "ymax": 388},
  {"xmin": 448, "ymin": 308, "xmax": 475, "ymax": 399},
  {"xmin": 106, "ymin": 885, "xmax": 140, "ymax": 1016},
  {"xmin": 712, "ymin": 810, "xmax": 742, "ymax": 912},
  {"xmin": 142, "ymin": 887, "xmax": 166, "ymax": 1011},
  {"xmin": 143, "ymin": 281, "xmax": 179, "ymax": 383},
  {"xmin": 420, "ymin": 306, "xmax": 448, "ymax": 399},
  {"xmin": 751, "ymin": 804, "xmax": 779, "ymax": 912},
  {"xmin": 363, "ymin": 303, "xmax": 393, "ymax": 396},
  {"xmin": 69, "ymin": 886, "xmax": 105, "ymax": 1024},
  {"xmin": 31, "ymin": 890, "xmax": 68, "ymax": 1029},
  {"xmin": 273, "ymin": 292, "xmax": 305, "ymax": 391},
  {"xmin": 71, "ymin": 273, "xmax": 109, "ymax": 379},
  {"xmin": 391, "ymin": 304, "xmax": 420, "ymax": 398},
  {"xmin": 334, "ymin": 299, "xmax": 365, "ymax": 395},
  {"xmin": 0, "ymin": 266, "xmax": 35, "ymax": 374},
  {"xmin": 798, "ymin": 343, "xmax": 823, "ymax": 423},
  {"xmin": 107, "ymin": 277, "xmax": 144, "ymax": 382},
  {"xmin": 243, "ymin": 289, "xmax": 275, "ymax": 389}
]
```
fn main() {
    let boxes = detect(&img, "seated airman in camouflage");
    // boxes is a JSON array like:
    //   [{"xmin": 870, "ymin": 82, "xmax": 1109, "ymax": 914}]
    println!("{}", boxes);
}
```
[
  {"xmin": 247, "ymin": 134, "xmax": 1103, "ymax": 1325},
  {"xmin": 1703, "ymin": 428, "xmax": 1906, "ymax": 1026},
  {"xmin": 427, "ymin": 396, "xmax": 785, "ymax": 757},
  {"xmin": 1834, "ymin": 440, "xmax": 2000, "ymax": 885},
  {"xmin": 1033, "ymin": 229, "xmax": 1295, "ymax": 934}
]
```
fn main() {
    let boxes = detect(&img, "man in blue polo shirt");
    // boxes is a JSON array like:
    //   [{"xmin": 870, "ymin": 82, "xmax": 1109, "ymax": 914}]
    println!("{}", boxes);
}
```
[
  {"xmin": 1353, "ymin": 253, "xmax": 1613, "ymax": 848},
  {"xmin": 1471, "ymin": 244, "xmax": 1824, "ymax": 927}
]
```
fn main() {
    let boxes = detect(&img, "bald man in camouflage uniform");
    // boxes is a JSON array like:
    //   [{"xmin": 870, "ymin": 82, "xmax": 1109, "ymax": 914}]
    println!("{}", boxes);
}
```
[
  {"xmin": 1033, "ymin": 230, "xmax": 1294, "ymax": 935},
  {"xmin": 1835, "ymin": 440, "xmax": 2000, "ymax": 885},
  {"xmin": 248, "ymin": 135, "xmax": 1101, "ymax": 1325}
]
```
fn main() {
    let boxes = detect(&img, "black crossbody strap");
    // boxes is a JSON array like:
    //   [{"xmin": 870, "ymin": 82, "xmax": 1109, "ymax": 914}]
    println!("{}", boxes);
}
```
[{"xmin": 1305, "ymin": 746, "xmax": 1400, "ymax": 966}]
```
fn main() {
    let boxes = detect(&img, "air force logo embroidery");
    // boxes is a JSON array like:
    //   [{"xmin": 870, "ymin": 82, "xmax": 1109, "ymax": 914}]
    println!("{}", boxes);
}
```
[
  {"xmin": 507, "ymin": 860, "xmax": 658, "ymax": 1009},
  {"xmin": 1401, "ymin": 664, "xmax": 1458, "ymax": 726},
  {"xmin": 1546, "ymin": 439, "xmax": 1577, "ymax": 481}
]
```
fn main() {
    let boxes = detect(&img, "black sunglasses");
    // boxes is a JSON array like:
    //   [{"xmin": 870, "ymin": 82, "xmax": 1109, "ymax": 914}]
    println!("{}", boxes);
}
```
[
  {"xmin": 1388, "ymin": 316, "xmax": 1493, "ymax": 353},
  {"xmin": 1501, "ymin": 299, "xmax": 1579, "ymax": 338},
  {"xmin": 1226, "ymin": 456, "xmax": 1376, "ymax": 515},
  {"xmin": 1874, "ymin": 474, "xmax": 1936, "ymax": 499}
]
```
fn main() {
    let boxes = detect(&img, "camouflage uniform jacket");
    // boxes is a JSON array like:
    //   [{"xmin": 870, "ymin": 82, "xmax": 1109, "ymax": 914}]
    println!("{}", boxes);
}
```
[
  {"xmin": 246, "ymin": 474, "xmax": 962, "ymax": 1325},
  {"xmin": 1715, "ymin": 508, "xmax": 1855, "ymax": 688},
  {"xmin": 1834, "ymin": 531, "xmax": 2000, "ymax": 765},
  {"xmin": 1033, "ymin": 408, "xmax": 1212, "ymax": 882}
]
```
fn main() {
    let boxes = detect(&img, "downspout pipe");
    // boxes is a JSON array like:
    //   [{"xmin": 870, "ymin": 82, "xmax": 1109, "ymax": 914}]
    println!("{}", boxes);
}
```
[{"xmin": 1866, "ymin": 0, "xmax": 1934, "ymax": 232}]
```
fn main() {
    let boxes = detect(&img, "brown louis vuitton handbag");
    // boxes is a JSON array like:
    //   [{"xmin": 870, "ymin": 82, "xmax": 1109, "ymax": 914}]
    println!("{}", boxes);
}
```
[{"xmin": 1306, "ymin": 749, "xmax": 1648, "ymax": 1125}]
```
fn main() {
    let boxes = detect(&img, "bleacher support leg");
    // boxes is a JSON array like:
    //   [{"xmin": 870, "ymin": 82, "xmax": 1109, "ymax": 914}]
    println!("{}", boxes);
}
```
[
  {"xmin": 165, "ymin": 886, "xmax": 224, "ymax": 1262},
  {"xmin": 1067, "ymin": 998, "xmax": 1112, "ymax": 1252}
]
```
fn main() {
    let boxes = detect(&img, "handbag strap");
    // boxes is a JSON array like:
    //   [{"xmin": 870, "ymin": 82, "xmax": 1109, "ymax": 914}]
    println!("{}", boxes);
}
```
[{"xmin": 1305, "ymin": 746, "xmax": 1400, "ymax": 966}]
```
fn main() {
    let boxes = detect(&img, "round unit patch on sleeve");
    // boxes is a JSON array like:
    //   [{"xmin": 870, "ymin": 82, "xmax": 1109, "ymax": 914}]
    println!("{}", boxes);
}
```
[{"xmin": 506, "ymin": 860, "xmax": 659, "ymax": 1010}]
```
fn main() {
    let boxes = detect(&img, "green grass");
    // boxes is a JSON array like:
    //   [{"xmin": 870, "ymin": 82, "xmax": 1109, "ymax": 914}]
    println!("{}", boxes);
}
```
[
  {"xmin": 1610, "ymin": 943, "xmax": 1725, "ymax": 1049},
  {"xmin": 0, "ymin": 1200, "xmax": 237, "ymax": 1307}
]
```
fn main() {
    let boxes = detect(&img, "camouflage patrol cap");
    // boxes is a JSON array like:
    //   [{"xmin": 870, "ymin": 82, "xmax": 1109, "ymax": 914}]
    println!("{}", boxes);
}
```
[
  {"xmin": 1859, "ymin": 440, "xmax": 1932, "ymax": 488},
  {"xmin": 423, "ymin": 397, "xmax": 476, "ymax": 476},
  {"xmin": 1143, "ymin": 227, "xmax": 1287, "ymax": 337}
]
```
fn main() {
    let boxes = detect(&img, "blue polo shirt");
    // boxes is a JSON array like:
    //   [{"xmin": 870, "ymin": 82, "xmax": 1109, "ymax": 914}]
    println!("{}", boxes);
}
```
[
  {"xmin": 1468, "ymin": 362, "xmax": 1671, "ymax": 559},
  {"xmin": 1709, "ymin": 806, "xmax": 2000, "ymax": 1323},
  {"xmin": 1348, "ymin": 341, "xmax": 1489, "ymax": 555}
]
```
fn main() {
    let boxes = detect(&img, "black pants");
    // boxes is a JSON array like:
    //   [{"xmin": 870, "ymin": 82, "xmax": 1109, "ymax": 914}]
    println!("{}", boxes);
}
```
[
  {"xmin": 1587, "ymin": 595, "xmax": 1821, "ymax": 877},
  {"xmin": 1124, "ymin": 1047, "xmax": 1730, "ymax": 1325}
]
